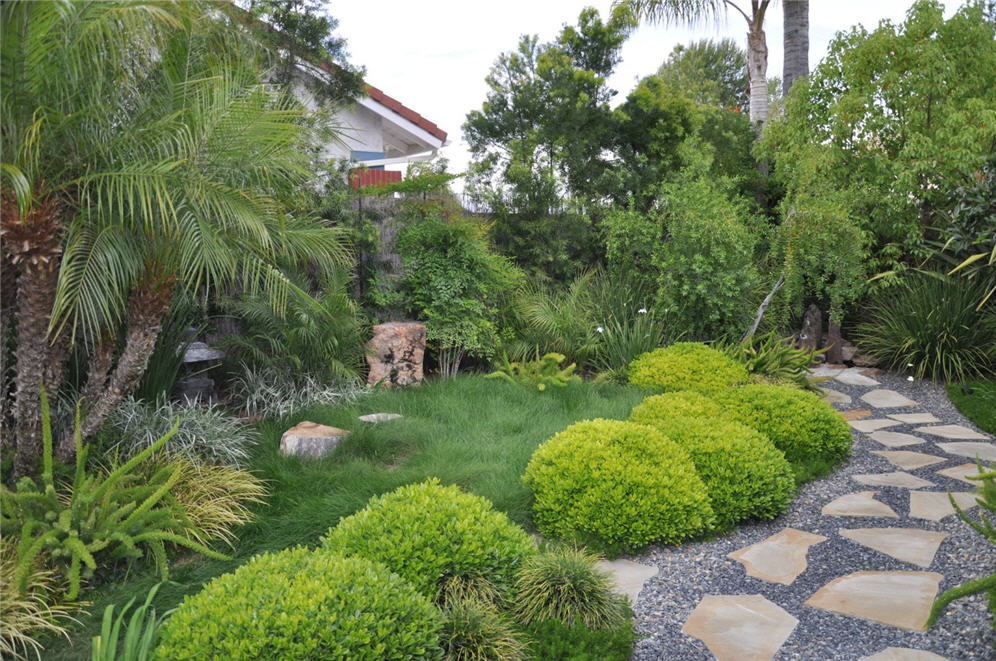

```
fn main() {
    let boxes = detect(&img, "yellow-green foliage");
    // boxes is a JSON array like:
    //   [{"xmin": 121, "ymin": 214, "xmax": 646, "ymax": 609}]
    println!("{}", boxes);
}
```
[
  {"xmin": 638, "ymin": 416, "xmax": 795, "ymax": 530},
  {"xmin": 486, "ymin": 352, "xmax": 580, "ymax": 391},
  {"xmin": 629, "ymin": 391, "xmax": 724, "ymax": 424},
  {"xmin": 154, "ymin": 548, "xmax": 443, "ymax": 660},
  {"xmin": 523, "ymin": 419, "xmax": 714, "ymax": 555},
  {"xmin": 322, "ymin": 479, "xmax": 535, "ymax": 600},
  {"xmin": 628, "ymin": 342, "xmax": 748, "ymax": 392},
  {"xmin": 717, "ymin": 384, "xmax": 852, "ymax": 467}
]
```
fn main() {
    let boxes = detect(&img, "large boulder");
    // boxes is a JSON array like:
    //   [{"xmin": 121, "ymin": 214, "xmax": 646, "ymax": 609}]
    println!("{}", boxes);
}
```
[
  {"xmin": 280, "ymin": 421, "xmax": 349, "ymax": 459},
  {"xmin": 365, "ymin": 322, "xmax": 426, "ymax": 388}
]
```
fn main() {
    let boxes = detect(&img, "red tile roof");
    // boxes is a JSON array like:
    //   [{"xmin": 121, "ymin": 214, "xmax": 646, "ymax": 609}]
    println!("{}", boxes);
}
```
[{"xmin": 364, "ymin": 84, "xmax": 447, "ymax": 143}]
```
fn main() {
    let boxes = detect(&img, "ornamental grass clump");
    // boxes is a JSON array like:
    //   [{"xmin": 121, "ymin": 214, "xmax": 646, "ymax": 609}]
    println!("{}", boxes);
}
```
[
  {"xmin": 523, "ymin": 419, "xmax": 714, "ymax": 555},
  {"xmin": 637, "ymin": 417, "xmax": 795, "ymax": 530},
  {"xmin": 628, "ymin": 342, "xmax": 748, "ymax": 393},
  {"xmin": 322, "ymin": 479, "xmax": 535, "ymax": 600},
  {"xmin": 154, "ymin": 548, "xmax": 443, "ymax": 660},
  {"xmin": 439, "ymin": 598, "xmax": 527, "ymax": 661}
]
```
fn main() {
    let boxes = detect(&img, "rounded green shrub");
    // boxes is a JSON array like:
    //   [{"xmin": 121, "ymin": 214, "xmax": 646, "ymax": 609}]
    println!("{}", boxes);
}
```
[
  {"xmin": 640, "ymin": 417, "xmax": 795, "ymax": 530},
  {"xmin": 628, "ymin": 342, "xmax": 748, "ymax": 393},
  {"xmin": 514, "ymin": 546, "xmax": 625, "ymax": 629},
  {"xmin": 716, "ymin": 384, "xmax": 852, "ymax": 469},
  {"xmin": 522, "ymin": 419, "xmax": 714, "ymax": 555},
  {"xmin": 154, "ymin": 548, "xmax": 442, "ymax": 660},
  {"xmin": 629, "ymin": 390, "xmax": 723, "ymax": 424},
  {"xmin": 439, "ymin": 598, "xmax": 527, "ymax": 661},
  {"xmin": 321, "ymin": 479, "xmax": 535, "ymax": 599}
]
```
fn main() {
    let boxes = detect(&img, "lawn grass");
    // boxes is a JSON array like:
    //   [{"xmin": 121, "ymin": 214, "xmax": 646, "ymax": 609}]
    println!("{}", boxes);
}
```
[
  {"xmin": 42, "ymin": 375, "xmax": 647, "ymax": 658},
  {"xmin": 946, "ymin": 379, "xmax": 996, "ymax": 434}
]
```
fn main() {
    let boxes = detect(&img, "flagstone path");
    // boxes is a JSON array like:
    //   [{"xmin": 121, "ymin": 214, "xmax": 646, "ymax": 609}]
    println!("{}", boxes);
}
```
[{"xmin": 612, "ymin": 368, "xmax": 994, "ymax": 660}]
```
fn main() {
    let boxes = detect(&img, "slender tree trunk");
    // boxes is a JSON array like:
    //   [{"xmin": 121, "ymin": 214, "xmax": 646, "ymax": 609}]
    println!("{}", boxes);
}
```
[
  {"xmin": 746, "ymin": 21, "xmax": 769, "ymax": 129},
  {"xmin": 0, "ymin": 255, "xmax": 16, "ymax": 454},
  {"xmin": 783, "ymin": 0, "xmax": 809, "ymax": 96}
]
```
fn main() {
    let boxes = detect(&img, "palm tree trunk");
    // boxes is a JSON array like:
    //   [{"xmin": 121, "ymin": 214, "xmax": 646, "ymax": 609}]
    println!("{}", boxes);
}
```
[
  {"xmin": 747, "ymin": 21, "xmax": 769, "ymax": 129},
  {"xmin": 782, "ymin": 0, "xmax": 809, "ymax": 96}
]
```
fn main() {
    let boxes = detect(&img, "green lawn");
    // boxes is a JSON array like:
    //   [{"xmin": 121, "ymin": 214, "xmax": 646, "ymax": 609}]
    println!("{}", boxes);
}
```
[
  {"xmin": 946, "ymin": 379, "xmax": 996, "ymax": 435},
  {"xmin": 43, "ymin": 376, "xmax": 647, "ymax": 658}
]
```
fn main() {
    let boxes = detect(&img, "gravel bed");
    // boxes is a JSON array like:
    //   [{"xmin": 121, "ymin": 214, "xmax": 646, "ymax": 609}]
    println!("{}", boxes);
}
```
[{"xmin": 629, "ymin": 371, "xmax": 994, "ymax": 660}]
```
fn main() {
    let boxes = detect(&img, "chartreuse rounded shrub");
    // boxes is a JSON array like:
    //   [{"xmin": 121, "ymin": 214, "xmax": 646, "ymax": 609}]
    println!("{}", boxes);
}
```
[
  {"xmin": 629, "ymin": 390, "xmax": 724, "ymax": 424},
  {"xmin": 638, "ymin": 416, "xmax": 795, "ymax": 530},
  {"xmin": 523, "ymin": 419, "xmax": 714, "ymax": 555},
  {"xmin": 628, "ymin": 342, "xmax": 748, "ymax": 393},
  {"xmin": 321, "ymin": 479, "xmax": 535, "ymax": 600},
  {"xmin": 716, "ymin": 384, "xmax": 852, "ymax": 471},
  {"xmin": 153, "ymin": 547, "xmax": 442, "ymax": 660}
]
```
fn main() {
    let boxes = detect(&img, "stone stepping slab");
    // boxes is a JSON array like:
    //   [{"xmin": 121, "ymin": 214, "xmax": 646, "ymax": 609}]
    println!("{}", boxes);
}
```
[
  {"xmin": 804, "ymin": 571, "xmax": 942, "ymax": 631},
  {"xmin": 851, "ymin": 471, "xmax": 934, "ymax": 489},
  {"xmin": 835, "ymin": 368, "xmax": 882, "ymax": 386},
  {"xmin": 868, "ymin": 431, "xmax": 925, "ymax": 448},
  {"xmin": 809, "ymin": 365, "xmax": 846, "ymax": 378},
  {"xmin": 838, "ymin": 528, "xmax": 948, "ymax": 568},
  {"xmin": 596, "ymin": 559, "xmax": 658, "ymax": 604},
  {"xmin": 821, "ymin": 388, "xmax": 853, "ymax": 405},
  {"xmin": 682, "ymin": 594, "xmax": 798, "ymax": 661},
  {"xmin": 936, "ymin": 441, "xmax": 996, "ymax": 462},
  {"xmin": 889, "ymin": 413, "xmax": 940, "ymax": 424},
  {"xmin": 850, "ymin": 419, "xmax": 902, "ymax": 433},
  {"xmin": 871, "ymin": 450, "xmax": 946, "ymax": 471},
  {"xmin": 358, "ymin": 412, "xmax": 403, "ymax": 423},
  {"xmin": 908, "ymin": 491, "xmax": 980, "ymax": 522},
  {"xmin": 861, "ymin": 647, "xmax": 950, "ymax": 660},
  {"xmin": 822, "ymin": 491, "xmax": 899, "ymax": 518},
  {"xmin": 727, "ymin": 528, "xmax": 827, "ymax": 585},
  {"xmin": 936, "ymin": 463, "xmax": 987, "ymax": 486},
  {"xmin": 861, "ymin": 389, "xmax": 918, "ymax": 408},
  {"xmin": 843, "ymin": 408, "xmax": 873, "ymax": 421},
  {"xmin": 914, "ymin": 425, "xmax": 987, "ymax": 440}
]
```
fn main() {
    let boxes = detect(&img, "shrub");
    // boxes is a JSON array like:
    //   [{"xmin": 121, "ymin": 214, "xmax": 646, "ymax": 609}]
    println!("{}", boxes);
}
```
[
  {"xmin": 629, "ymin": 391, "xmax": 723, "ymax": 423},
  {"xmin": 718, "ymin": 331, "xmax": 824, "ymax": 392},
  {"xmin": 322, "ymin": 479, "xmax": 535, "ymax": 600},
  {"xmin": 855, "ymin": 273, "xmax": 996, "ymax": 382},
  {"xmin": 634, "ymin": 417, "xmax": 795, "ymax": 530},
  {"xmin": 486, "ymin": 352, "xmax": 579, "ymax": 391},
  {"xmin": 523, "ymin": 419, "xmax": 714, "ymax": 555},
  {"xmin": 514, "ymin": 547, "xmax": 625, "ymax": 629},
  {"xmin": 716, "ymin": 384, "xmax": 851, "ymax": 474},
  {"xmin": 628, "ymin": 342, "xmax": 748, "ymax": 393},
  {"xmin": 154, "ymin": 548, "xmax": 443, "ymax": 660},
  {"xmin": 520, "ymin": 614, "xmax": 637, "ymax": 661},
  {"xmin": 439, "ymin": 599, "xmax": 527, "ymax": 661}
]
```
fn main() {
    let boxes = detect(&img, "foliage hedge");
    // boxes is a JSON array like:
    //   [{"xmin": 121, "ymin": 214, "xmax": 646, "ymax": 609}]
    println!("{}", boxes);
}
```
[
  {"xmin": 716, "ymin": 384, "xmax": 851, "ymax": 469},
  {"xmin": 321, "ymin": 479, "xmax": 535, "ymax": 599},
  {"xmin": 628, "ymin": 343, "xmax": 748, "ymax": 393},
  {"xmin": 523, "ymin": 419, "xmax": 714, "ymax": 555},
  {"xmin": 629, "ymin": 390, "xmax": 724, "ymax": 423},
  {"xmin": 154, "ymin": 548, "xmax": 443, "ymax": 660},
  {"xmin": 635, "ymin": 416, "xmax": 795, "ymax": 530}
]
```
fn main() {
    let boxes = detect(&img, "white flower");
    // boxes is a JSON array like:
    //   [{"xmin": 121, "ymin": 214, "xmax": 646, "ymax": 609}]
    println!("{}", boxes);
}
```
[
  {"xmin": 907, "ymin": 376, "xmax": 915, "ymax": 382},
  {"xmin": 596, "ymin": 326, "xmax": 604, "ymax": 334},
  {"xmin": 907, "ymin": 363, "xmax": 914, "ymax": 367},
  {"xmin": 637, "ymin": 308, "xmax": 647, "ymax": 314}
]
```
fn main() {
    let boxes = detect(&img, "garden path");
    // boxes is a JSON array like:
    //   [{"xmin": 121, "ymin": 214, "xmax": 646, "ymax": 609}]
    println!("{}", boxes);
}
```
[{"xmin": 610, "ymin": 367, "xmax": 994, "ymax": 660}]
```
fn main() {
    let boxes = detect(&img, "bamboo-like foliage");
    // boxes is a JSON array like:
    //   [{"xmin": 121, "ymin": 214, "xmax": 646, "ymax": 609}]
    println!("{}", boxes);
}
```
[{"xmin": 0, "ymin": 389, "xmax": 229, "ymax": 600}]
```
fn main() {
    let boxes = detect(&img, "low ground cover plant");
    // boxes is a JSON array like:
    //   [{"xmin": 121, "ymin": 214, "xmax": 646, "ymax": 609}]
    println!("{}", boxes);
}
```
[
  {"xmin": 946, "ymin": 380, "xmax": 996, "ymax": 435},
  {"xmin": 628, "ymin": 342, "xmax": 748, "ymax": 393}
]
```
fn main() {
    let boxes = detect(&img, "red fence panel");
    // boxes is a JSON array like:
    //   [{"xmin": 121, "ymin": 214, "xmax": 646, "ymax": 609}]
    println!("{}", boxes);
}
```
[{"xmin": 349, "ymin": 169, "xmax": 403, "ymax": 190}]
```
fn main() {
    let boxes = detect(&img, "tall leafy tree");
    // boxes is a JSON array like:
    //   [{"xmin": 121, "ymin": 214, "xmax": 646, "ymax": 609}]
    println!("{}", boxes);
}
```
[
  {"xmin": 657, "ymin": 38, "xmax": 748, "ymax": 110},
  {"xmin": 782, "ymin": 0, "xmax": 808, "ymax": 96}
]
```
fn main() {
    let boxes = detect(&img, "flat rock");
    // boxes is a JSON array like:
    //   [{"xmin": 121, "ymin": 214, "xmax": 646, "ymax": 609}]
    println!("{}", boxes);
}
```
[
  {"xmin": 868, "ymin": 431, "xmax": 925, "ymax": 448},
  {"xmin": 871, "ymin": 450, "xmax": 946, "ymax": 471},
  {"xmin": 850, "ymin": 419, "xmax": 902, "ymax": 433},
  {"xmin": 820, "ymin": 388, "xmax": 852, "ymax": 405},
  {"xmin": 842, "ymin": 408, "xmax": 873, "ymax": 421},
  {"xmin": 358, "ymin": 412, "xmax": 404, "ymax": 424},
  {"xmin": 908, "ymin": 491, "xmax": 980, "ymax": 522},
  {"xmin": 861, "ymin": 389, "xmax": 918, "ymax": 408},
  {"xmin": 835, "ymin": 368, "xmax": 881, "ymax": 386},
  {"xmin": 914, "ymin": 425, "xmax": 987, "ymax": 440},
  {"xmin": 838, "ymin": 528, "xmax": 948, "ymax": 568},
  {"xmin": 682, "ymin": 594, "xmax": 798, "ymax": 661},
  {"xmin": 804, "ymin": 571, "xmax": 942, "ymax": 631},
  {"xmin": 279, "ymin": 421, "xmax": 350, "ymax": 459},
  {"xmin": 851, "ymin": 471, "xmax": 934, "ymax": 489},
  {"xmin": 861, "ymin": 647, "xmax": 950, "ymax": 660},
  {"xmin": 936, "ymin": 463, "xmax": 987, "ymax": 486},
  {"xmin": 888, "ymin": 413, "xmax": 940, "ymax": 424},
  {"xmin": 936, "ymin": 441, "xmax": 996, "ymax": 461},
  {"xmin": 809, "ymin": 365, "xmax": 846, "ymax": 378},
  {"xmin": 822, "ymin": 491, "xmax": 898, "ymax": 518},
  {"xmin": 596, "ymin": 559, "xmax": 658, "ymax": 604},
  {"xmin": 728, "ymin": 528, "xmax": 827, "ymax": 585}
]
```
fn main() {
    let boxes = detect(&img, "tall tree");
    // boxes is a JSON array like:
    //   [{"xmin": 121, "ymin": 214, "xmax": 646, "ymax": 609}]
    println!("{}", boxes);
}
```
[
  {"xmin": 657, "ymin": 38, "xmax": 748, "ymax": 110},
  {"xmin": 782, "ymin": 0, "xmax": 809, "ymax": 96},
  {"xmin": 616, "ymin": 0, "xmax": 772, "ymax": 129}
]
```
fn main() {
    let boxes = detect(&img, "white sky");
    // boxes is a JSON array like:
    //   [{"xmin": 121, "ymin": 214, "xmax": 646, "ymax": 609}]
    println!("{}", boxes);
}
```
[{"xmin": 330, "ymin": 1, "xmax": 956, "ymax": 193}]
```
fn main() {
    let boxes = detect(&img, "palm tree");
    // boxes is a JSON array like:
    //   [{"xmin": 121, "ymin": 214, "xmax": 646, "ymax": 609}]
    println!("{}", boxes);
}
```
[
  {"xmin": 616, "ymin": 0, "xmax": 772, "ymax": 129},
  {"xmin": 2, "ymin": 1, "xmax": 352, "ymax": 474},
  {"xmin": 782, "ymin": 0, "xmax": 809, "ymax": 96}
]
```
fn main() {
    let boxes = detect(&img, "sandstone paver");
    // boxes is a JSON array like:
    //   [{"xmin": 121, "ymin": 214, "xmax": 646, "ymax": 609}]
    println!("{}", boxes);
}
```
[
  {"xmin": 936, "ymin": 463, "xmax": 987, "ymax": 486},
  {"xmin": 821, "ymin": 388, "xmax": 853, "ymax": 405},
  {"xmin": 728, "ymin": 528, "xmax": 827, "ymax": 585},
  {"xmin": 914, "ymin": 425, "xmax": 987, "ymax": 440},
  {"xmin": 836, "ymin": 368, "xmax": 882, "ymax": 386},
  {"xmin": 871, "ymin": 450, "xmax": 946, "ymax": 471},
  {"xmin": 935, "ymin": 442, "xmax": 996, "ymax": 462},
  {"xmin": 682, "ymin": 594, "xmax": 798, "ymax": 661},
  {"xmin": 850, "ymin": 419, "xmax": 902, "ymax": 433},
  {"xmin": 860, "ymin": 647, "xmax": 949, "ymax": 660},
  {"xmin": 861, "ymin": 389, "xmax": 919, "ymax": 408},
  {"xmin": 838, "ymin": 528, "xmax": 948, "ymax": 568},
  {"xmin": 843, "ymin": 408, "xmax": 873, "ymax": 421},
  {"xmin": 888, "ymin": 413, "xmax": 941, "ymax": 424},
  {"xmin": 908, "ymin": 491, "xmax": 980, "ymax": 522},
  {"xmin": 851, "ymin": 471, "xmax": 934, "ymax": 489},
  {"xmin": 358, "ymin": 412, "xmax": 403, "ymax": 423},
  {"xmin": 868, "ymin": 431, "xmax": 925, "ymax": 448},
  {"xmin": 804, "ymin": 571, "xmax": 942, "ymax": 631},
  {"xmin": 822, "ymin": 491, "xmax": 899, "ymax": 518},
  {"xmin": 596, "ymin": 559, "xmax": 658, "ymax": 604}
]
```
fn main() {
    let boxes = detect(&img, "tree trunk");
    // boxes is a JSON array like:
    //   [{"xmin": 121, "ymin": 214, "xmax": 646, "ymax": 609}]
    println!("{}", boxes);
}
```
[
  {"xmin": 747, "ymin": 21, "xmax": 769, "ymax": 129},
  {"xmin": 783, "ymin": 0, "xmax": 810, "ymax": 96}
]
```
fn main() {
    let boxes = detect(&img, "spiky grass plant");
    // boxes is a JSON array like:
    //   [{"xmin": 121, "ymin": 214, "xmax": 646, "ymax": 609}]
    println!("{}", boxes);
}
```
[
  {"xmin": 440, "ymin": 598, "xmax": 527, "ymax": 661},
  {"xmin": 227, "ymin": 365, "xmax": 364, "ymax": 420},
  {"xmin": 514, "ymin": 546, "xmax": 626, "ymax": 629},
  {"xmin": 856, "ymin": 274, "xmax": 996, "ymax": 382},
  {"xmin": 91, "ymin": 583, "xmax": 169, "ymax": 661}
]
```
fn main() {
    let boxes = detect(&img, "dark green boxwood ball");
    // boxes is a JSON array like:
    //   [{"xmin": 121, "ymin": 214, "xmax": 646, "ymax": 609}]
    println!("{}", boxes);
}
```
[
  {"xmin": 628, "ymin": 342, "xmax": 748, "ymax": 393},
  {"xmin": 154, "ymin": 547, "xmax": 443, "ymax": 660}
]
